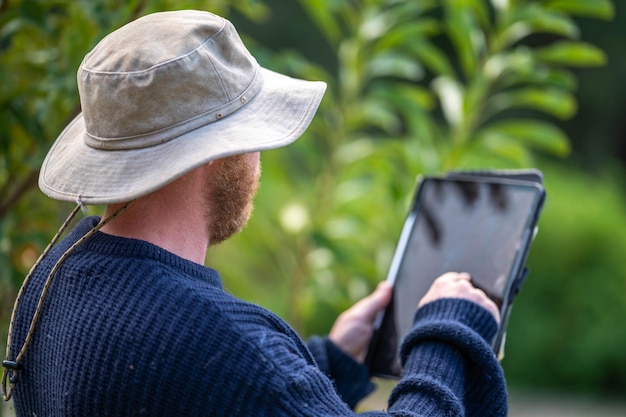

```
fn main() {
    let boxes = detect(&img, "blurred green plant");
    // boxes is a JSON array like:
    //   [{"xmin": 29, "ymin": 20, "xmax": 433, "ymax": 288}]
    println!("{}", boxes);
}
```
[
  {"xmin": 305, "ymin": 0, "xmax": 616, "ymax": 168},
  {"xmin": 505, "ymin": 160, "xmax": 626, "ymax": 397},
  {"xmin": 214, "ymin": 0, "xmax": 614, "ymax": 327}
]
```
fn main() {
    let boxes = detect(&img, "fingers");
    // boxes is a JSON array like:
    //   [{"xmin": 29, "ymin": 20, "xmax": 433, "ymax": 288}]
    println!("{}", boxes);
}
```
[
  {"xmin": 350, "ymin": 281, "xmax": 393, "ymax": 323},
  {"xmin": 419, "ymin": 272, "xmax": 500, "ymax": 324},
  {"xmin": 438, "ymin": 271, "xmax": 471, "ymax": 282},
  {"xmin": 328, "ymin": 281, "xmax": 392, "ymax": 363}
]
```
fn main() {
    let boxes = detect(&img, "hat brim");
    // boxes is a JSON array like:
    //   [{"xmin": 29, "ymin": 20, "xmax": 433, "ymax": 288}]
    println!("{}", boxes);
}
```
[{"xmin": 39, "ymin": 68, "xmax": 326, "ymax": 205}]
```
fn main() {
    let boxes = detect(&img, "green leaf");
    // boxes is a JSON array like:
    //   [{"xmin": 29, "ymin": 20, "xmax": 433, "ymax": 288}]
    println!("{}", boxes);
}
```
[
  {"xmin": 364, "ymin": 51, "xmax": 424, "ymax": 82},
  {"xmin": 500, "ymin": 66, "xmax": 577, "ymax": 91},
  {"xmin": 543, "ymin": 0, "xmax": 615, "ymax": 20},
  {"xmin": 338, "ymin": 38, "xmax": 362, "ymax": 99},
  {"xmin": 467, "ymin": 0, "xmax": 492, "ymax": 30},
  {"xmin": 268, "ymin": 49, "xmax": 333, "ymax": 86},
  {"xmin": 405, "ymin": 110, "xmax": 442, "ymax": 147},
  {"xmin": 0, "ymin": 17, "xmax": 27, "ymax": 45},
  {"xmin": 496, "ymin": 13, "xmax": 579, "ymax": 49},
  {"xmin": 408, "ymin": 40, "xmax": 456, "ymax": 78},
  {"xmin": 359, "ymin": 9, "xmax": 396, "ymax": 43},
  {"xmin": 485, "ymin": 49, "xmax": 534, "ymax": 80},
  {"xmin": 232, "ymin": 0, "xmax": 271, "ymax": 22},
  {"xmin": 372, "ymin": 18, "xmax": 441, "ymax": 50},
  {"xmin": 345, "ymin": 97, "xmax": 403, "ymax": 134},
  {"xmin": 485, "ymin": 87, "xmax": 577, "ymax": 119},
  {"xmin": 462, "ymin": 139, "xmax": 533, "ymax": 167},
  {"xmin": 432, "ymin": 76, "xmax": 465, "ymax": 126},
  {"xmin": 465, "ymin": 72, "xmax": 492, "ymax": 119},
  {"xmin": 534, "ymin": 41, "xmax": 607, "ymax": 67},
  {"xmin": 533, "ymin": 68, "xmax": 577, "ymax": 90},
  {"xmin": 359, "ymin": 0, "xmax": 439, "ymax": 43},
  {"xmin": 475, "ymin": 120, "xmax": 571, "ymax": 157},
  {"xmin": 484, "ymin": 139, "xmax": 529, "ymax": 164},
  {"xmin": 382, "ymin": 0, "xmax": 439, "ymax": 25},
  {"xmin": 370, "ymin": 83, "xmax": 435, "ymax": 112},
  {"xmin": 486, "ymin": 48, "xmax": 578, "ymax": 90},
  {"xmin": 298, "ymin": 0, "xmax": 343, "ymax": 45},
  {"xmin": 493, "ymin": 3, "xmax": 582, "ymax": 51},
  {"xmin": 444, "ymin": 3, "xmax": 482, "ymax": 77}
]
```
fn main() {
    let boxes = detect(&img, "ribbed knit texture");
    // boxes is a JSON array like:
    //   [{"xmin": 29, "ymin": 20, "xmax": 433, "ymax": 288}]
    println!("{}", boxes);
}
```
[{"xmin": 10, "ymin": 216, "xmax": 507, "ymax": 416}]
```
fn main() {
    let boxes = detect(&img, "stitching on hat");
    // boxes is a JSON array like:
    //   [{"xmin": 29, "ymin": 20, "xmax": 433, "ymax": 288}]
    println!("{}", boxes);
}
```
[{"xmin": 207, "ymin": 50, "xmax": 230, "ymax": 102}]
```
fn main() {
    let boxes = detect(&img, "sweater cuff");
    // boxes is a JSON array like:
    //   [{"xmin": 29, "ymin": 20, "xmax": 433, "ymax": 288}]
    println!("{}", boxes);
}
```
[
  {"xmin": 416, "ymin": 298, "xmax": 498, "ymax": 341},
  {"xmin": 400, "ymin": 298, "xmax": 498, "ymax": 366},
  {"xmin": 307, "ymin": 336, "xmax": 375, "ymax": 409}
]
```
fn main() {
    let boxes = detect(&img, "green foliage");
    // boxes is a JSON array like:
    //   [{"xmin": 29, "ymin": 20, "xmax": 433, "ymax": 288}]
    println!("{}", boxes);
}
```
[
  {"xmin": 296, "ymin": 0, "xmax": 613, "ymax": 173},
  {"xmin": 219, "ymin": 0, "xmax": 612, "ymax": 319},
  {"xmin": 504, "ymin": 160, "xmax": 626, "ymax": 396}
]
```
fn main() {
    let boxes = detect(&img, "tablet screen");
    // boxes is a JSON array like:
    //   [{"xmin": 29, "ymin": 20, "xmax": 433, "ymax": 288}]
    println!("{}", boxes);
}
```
[{"xmin": 369, "ymin": 177, "xmax": 543, "ymax": 377}]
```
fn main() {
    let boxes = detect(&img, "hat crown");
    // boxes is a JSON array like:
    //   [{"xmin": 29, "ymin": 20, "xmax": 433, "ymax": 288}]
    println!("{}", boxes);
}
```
[
  {"xmin": 78, "ymin": 10, "xmax": 262, "ymax": 150},
  {"xmin": 40, "ymin": 10, "xmax": 326, "ymax": 205}
]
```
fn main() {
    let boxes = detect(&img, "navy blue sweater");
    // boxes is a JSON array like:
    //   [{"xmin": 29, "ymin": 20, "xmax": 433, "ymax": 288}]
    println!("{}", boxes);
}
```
[{"xmin": 10, "ymin": 217, "xmax": 507, "ymax": 416}]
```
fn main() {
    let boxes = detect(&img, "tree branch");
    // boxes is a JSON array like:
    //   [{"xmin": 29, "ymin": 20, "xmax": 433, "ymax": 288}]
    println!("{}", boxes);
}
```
[{"xmin": 0, "ymin": 169, "xmax": 40, "ymax": 220}]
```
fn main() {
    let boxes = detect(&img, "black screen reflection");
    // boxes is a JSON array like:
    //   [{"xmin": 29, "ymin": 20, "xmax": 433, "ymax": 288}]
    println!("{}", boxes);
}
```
[{"xmin": 384, "ymin": 179, "xmax": 537, "ymax": 375}]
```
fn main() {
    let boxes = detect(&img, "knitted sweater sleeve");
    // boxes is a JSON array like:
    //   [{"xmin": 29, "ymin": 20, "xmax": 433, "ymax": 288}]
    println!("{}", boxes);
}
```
[
  {"xmin": 306, "ymin": 336, "xmax": 375, "ymax": 409},
  {"xmin": 265, "ymin": 298, "xmax": 507, "ymax": 417},
  {"xmin": 384, "ymin": 298, "xmax": 508, "ymax": 417}
]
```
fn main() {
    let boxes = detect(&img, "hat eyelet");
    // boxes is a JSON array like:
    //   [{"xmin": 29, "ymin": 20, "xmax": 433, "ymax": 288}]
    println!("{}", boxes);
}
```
[
  {"xmin": 216, "ymin": 113, "xmax": 223, "ymax": 120},
  {"xmin": 240, "ymin": 96, "xmax": 247, "ymax": 103}
]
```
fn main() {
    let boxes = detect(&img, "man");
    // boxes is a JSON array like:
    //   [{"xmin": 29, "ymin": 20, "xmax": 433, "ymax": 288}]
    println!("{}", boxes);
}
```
[{"xmin": 2, "ymin": 10, "xmax": 507, "ymax": 416}]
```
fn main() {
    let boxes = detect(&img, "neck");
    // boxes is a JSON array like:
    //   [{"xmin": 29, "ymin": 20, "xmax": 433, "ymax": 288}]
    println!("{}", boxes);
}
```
[{"xmin": 100, "ymin": 169, "xmax": 210, "ymax": 265}]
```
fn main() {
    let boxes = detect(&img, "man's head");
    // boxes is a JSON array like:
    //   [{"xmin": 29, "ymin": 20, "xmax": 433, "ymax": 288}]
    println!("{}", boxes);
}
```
[{"xmin": 38, "ymin": 10, "xmax": 325, "ymax": 206}]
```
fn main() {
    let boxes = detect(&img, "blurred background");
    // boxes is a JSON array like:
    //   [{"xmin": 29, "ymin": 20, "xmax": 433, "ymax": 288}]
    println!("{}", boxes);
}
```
[{"xmin": 1, "ymin": 0, "xmax": 624, "ymax": 415}]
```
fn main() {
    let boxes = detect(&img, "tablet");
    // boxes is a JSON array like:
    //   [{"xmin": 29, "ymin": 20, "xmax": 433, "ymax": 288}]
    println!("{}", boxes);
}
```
[{"xmin": 366, "ymin": 173, "xmax": 545, "ymax": 378}]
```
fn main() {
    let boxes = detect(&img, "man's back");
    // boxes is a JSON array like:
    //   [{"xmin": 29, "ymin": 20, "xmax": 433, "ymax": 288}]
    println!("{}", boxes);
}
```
[
  {"xmin": 10, "ymin": 216, "xmax": 507, "ymax": 416},
  {"xmin": 10, "ymin": 217, "xmax": 345, "ymax": 416}
]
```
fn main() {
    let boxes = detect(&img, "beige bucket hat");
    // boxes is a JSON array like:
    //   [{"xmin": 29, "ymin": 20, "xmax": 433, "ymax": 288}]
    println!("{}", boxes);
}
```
[{"xmin": 38, "ymin": 10, "xmax": 327, "ymax": 205}]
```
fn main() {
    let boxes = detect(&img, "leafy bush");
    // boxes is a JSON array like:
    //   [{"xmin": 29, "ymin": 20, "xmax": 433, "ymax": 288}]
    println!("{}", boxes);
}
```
[
  {"xmin": 503, "ymin": 160, "xmax": 626, "ymax": 396},
  {"xmin": 215, "ymin": 0, "xmax": 615, "ymax": 331}
]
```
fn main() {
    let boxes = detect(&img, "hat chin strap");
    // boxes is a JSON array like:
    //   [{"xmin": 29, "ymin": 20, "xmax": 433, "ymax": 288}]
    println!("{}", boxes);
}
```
[{"xmin": 1, "ymin": 200, "xmax": 134, "ymax": 401}]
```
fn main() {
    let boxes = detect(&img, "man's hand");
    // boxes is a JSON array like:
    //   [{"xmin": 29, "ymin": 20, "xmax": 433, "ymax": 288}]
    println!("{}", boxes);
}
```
[
  {"xmin": 329, "ymin": 272, "xmax": 499, "ymax": 363},
  {"xmin": 329, "ymin": 282, "xmax": 392, "ymax": 363},
  {"xmin": 419, "ymin": 272, "xmax": 500, "ymax": 324}
]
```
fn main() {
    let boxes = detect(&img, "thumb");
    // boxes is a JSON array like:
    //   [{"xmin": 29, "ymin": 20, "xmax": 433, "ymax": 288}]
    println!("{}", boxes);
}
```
[{"xmin": 352, "ymin": 281, "xmax": 392, "ymax": 323}]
